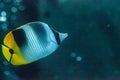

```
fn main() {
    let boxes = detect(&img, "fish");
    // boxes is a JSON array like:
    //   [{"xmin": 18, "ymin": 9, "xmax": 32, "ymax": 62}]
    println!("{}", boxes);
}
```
[{"xmin": 2, "ymin": 22, "xmax": 68, "ymax": 66}]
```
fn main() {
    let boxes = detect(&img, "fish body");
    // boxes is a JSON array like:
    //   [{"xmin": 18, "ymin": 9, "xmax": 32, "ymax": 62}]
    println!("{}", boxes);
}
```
[{"xmin": 2, "ymin": 22, "xmax": 68, "ymax": 65}]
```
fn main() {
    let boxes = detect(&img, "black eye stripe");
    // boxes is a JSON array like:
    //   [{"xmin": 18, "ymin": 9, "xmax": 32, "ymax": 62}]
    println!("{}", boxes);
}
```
[
  {"xmin": 9, "ymin": 53, "xmax": 14, "ymax": 64},
  {"xmin": 12, "ymin": 29, "xmax": 27, "ymax": 47}
]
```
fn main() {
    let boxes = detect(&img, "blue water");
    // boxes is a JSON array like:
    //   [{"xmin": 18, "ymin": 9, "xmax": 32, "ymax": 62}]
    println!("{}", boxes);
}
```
[{"xmin": 0, "ymin": 0, "xmax": 120, "ymax": 80}]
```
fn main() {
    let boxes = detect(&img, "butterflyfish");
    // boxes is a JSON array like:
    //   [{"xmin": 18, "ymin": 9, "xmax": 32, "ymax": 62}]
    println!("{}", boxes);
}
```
[{"xmin": 2, "ymin": 22, "xmax": 68, "ymax": 66}]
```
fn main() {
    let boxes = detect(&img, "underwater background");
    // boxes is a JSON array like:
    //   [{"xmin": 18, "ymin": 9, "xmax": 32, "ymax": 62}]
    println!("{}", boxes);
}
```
[{"xmin": 0, "ymin": 0, "xmax": 120, "ymax": 80}]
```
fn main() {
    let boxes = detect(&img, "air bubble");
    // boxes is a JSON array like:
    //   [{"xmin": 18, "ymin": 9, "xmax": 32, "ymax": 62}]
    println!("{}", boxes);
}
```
[
  {"xmin": 2, "ymin": 23, "xmax": 8, "ymax": 31},
  {"xmin": 1, "ymin": 11, "xmax": 7, "ymax": 16},
  {"xmin": 11, "ymin": 7, "xmax": 18, "ymax": 13},
  {"xmin": 107, "ymin": 24, "xmax": 110, "ymax": 28},
  {"xmin": 76, "ymin": 56, "xmax": 82, "ymax": 61},
  {"xmin": 18, "ymin": 5, "xmax": 25, "ymax": 11},
  {"xmin": 58, "ymin": 0, "xmax": 68, "ymax": 3},
  {"xmin": 0, "ymin": 2, "xmax": 5, "ymax": 8},
  {"xmin": 0, "ymin": 16, "xmax": 7, "ymax": 22},
  {"xmin": 11, "ymin": 15, "xmax": 16, "ymax": 20},
  {"xmin": 14, "ymin": 0, "xmax": 22, "ymax": 3},
  {"xmin": 4, "ymin": 71, "xmax": 10, "ymax": 76},
  {"xmin": 70, "ymin": 52, "xmax": 76, "ymax": 58},
  {"xmin": 4, "ymin": 0, "xmax": 12, "ymax": 3},
  {"xmin": 3, "ymin": 61, "xmax": 9, "ymax": 65}
]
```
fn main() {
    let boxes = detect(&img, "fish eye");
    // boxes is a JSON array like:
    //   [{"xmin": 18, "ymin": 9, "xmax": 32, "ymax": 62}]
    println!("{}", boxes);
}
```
[{"xmin": 9, "ymin": 49, "xmax": 14, "ymax": 54}]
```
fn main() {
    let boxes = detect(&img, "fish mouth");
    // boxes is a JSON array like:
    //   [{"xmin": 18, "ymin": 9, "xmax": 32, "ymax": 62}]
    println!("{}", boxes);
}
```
[{"xmin": 2, "ymin": 43, "xmax": 14, "ymax": 63}]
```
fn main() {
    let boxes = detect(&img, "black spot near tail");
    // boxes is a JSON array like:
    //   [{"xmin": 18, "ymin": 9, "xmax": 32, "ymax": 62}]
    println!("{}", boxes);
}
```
[{"xmin": 51, "ymin": 28, "xmax": 60, "ymax": 45}]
